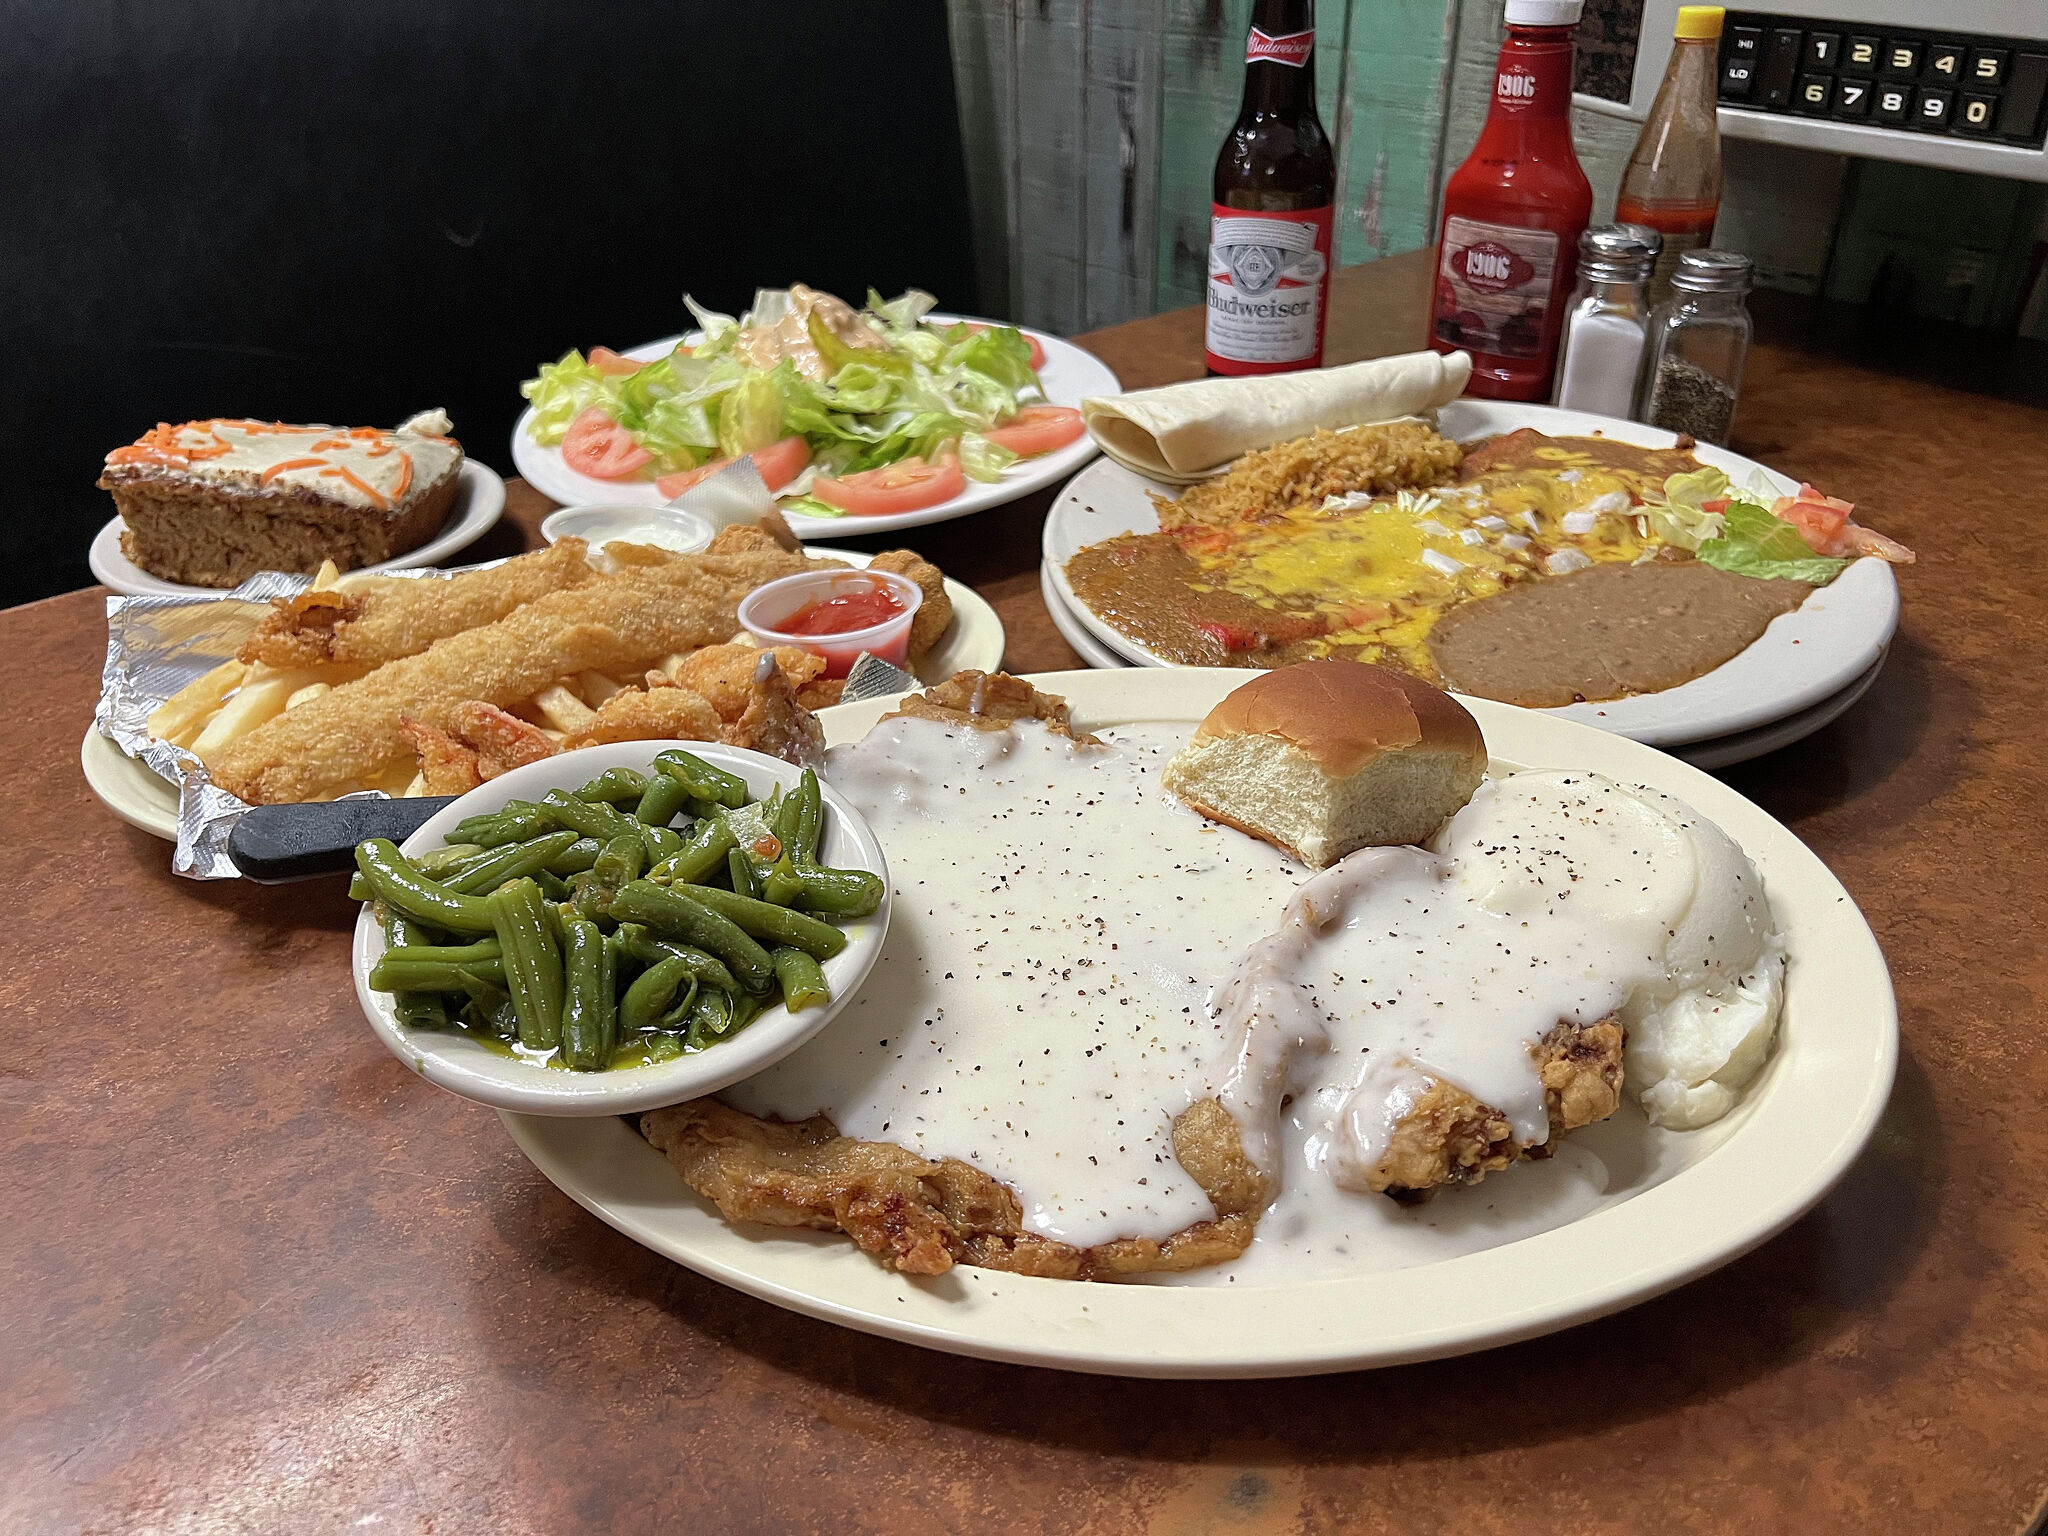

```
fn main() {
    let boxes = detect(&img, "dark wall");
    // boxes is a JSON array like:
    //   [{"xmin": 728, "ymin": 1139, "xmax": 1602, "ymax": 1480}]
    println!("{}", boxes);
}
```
[{"xmin": 1, "ymin": 0, "xmax": 979, "ymax": 606}]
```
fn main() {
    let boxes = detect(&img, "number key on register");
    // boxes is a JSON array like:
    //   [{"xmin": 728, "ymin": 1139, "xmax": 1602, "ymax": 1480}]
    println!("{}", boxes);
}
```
[
  {"xmin": 1916, "ymin": 87, "xmax": 1955, "ymax": 128},
  {"xmin": 1873, "ymin": 82, "xmax": 1912, "ymax": 123},
  {"xmin": 1956, "ymin": 93, "xmax": 1998, "ymax": 134},
  {"xmin": 1923, "ymin": 43, "xmax": 1965, "ymax": 84},
  {"xmin": 1796, "ymin": 73, "xmax": 1832, "ymax": 114},
  {"xmin": 1968, "ymin": 49, "xmax": 2007, "ymax": 87},
  {"xmin": 1832, "ymin": 77, "xmax": 1872, "ymax": 118},
  {"xmin": 1844, "ymin": 36, "xmax": 1880, "ymax": 75},
  {"xmin": 1883, "ymin": 40, "xmax": 1923, "ymax": 78},
  {"xmin": 1803, "ymin": 32, "xmax": 1840, "ymax": 70}
]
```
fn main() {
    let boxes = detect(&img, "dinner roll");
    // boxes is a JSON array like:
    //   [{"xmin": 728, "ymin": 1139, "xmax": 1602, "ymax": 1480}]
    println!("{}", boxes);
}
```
[{"xmin": 1163, "ymin": 661, "xmax": 1486, "ymax": 866}]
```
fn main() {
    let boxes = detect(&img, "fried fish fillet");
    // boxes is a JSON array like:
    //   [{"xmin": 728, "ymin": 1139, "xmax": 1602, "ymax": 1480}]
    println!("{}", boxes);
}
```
[
  {"xmin": 209, "ymin": 571, "xmax": 763, "ymax": 802},
  {"xmin": 643, "ymin": 1096, "xmax": 1272, "ymax": 1280},
  {"xmin": 237, "ymin": 538, "xmax": 596, "ymax": 668},
  {"xmin": 1370, "ymin": 1016, "xmax": 1626, "ymax": 1201}
]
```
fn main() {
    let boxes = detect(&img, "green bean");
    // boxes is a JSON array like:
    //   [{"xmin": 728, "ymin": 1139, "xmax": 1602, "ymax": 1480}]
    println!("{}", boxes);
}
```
[
  {"xmin": 376, "ymin": 938, "xmax": 503, "ymax": 964},
  {"xmin": 791, "ymin": 770, "xmax": 824, "ymax": 864},
  {"xmin": 607, "ymin": 881, "xmax": 775, "ymax": 991},
  {"xmin": 392, "ymin": 991, "xmax": 450, "ymax": 1031},
  {"xmin": 370, "ymin": 955, "xmax": 508, "ymax": 993},
  {"xmin": 414, "ymin": 842, "xmax": 486, "ymax": 877},
  {"xmin": 635, "ymin": 770, "xmax": 693, "ymax": 828},
  {"xmin": 545, "ymin": 837, "xmax": 605, "ymax": 875},
  {"xmin": 683, "ymin": 987, "xmax": 734, "ymax": 1048},
  {"xmin": 760, "ymin": 856, "xmax": 806, "ymax": 909},
  {"xmin": 594, "ymin": 830, "xmax": 647, "ymax": 889},
  {"xmin": 727, "ymin": 846, "xmax": 760, "ymax": 900},
  {"xmin": 350, "ymin": 872, "xmax": 371, "ymax": 901},
  {"xmin": 559, "ymin": 918, "xmax": 616, "ymax": 1071},
  {"xmin": 469, "ymin": 990, "xmax": 520, "ymax": 1041},
  {"xmin": 535, "ymin": 788, "xmax": 634, "ymax": 842},
  {"xmin": 772, "ymin": 947, "xmax": 831, "ymax": 1011},
  {"xmin": 639, "ymin": 823, "xmax": 684, "ymax": 863},
  {"xmin": 454, "ymin": 802, "xmax": 555, "ymax": 848},
  {"xmin": 575, "ymin": 767, "xmax": 650, "ymax": 805},
  {"xmin": 570, "ymin": 879, "xmax": 612, "ymax": 924},
  {"xmin": 622, "ymin": 955, "xmax": 695, "ymax": 1034},
  {"xmin": 613, "ymin": 924, "xmax": 742, "ymax": 994},
  {"xmin": 355, "ymin": 840, "xmax": 496, "ymax": 934},
  {"xmin": 651, "ymin": 816, "xmax": 737, "ymax": 885},
  {"xmin": 488, "ymin": 878, "xmax": 565, "ymax": 1050},
  {"xmin": 640, "ymin": 1030, "xmax": 687, "ymax": 1063},
  {"xmin": 681, "ymin": 884, "xmax": 849, "ymax": 959},
  {"xmin": 444, "ymin": 831, "xmax": 582, "ymax": 896},
  {"xmin": 536, "ymin": 869, "xmax": 572, "ymax": 904},
  {"xmin": 654, "ymin": 749, "xmax": 749, "ymax": 808},
  {"xmin": 789, "ymin": 865, "xmax": 885, "ymax": 918}
]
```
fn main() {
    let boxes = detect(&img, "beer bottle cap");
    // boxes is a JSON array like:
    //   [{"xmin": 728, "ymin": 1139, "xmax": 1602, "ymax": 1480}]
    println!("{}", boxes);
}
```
[
  {"xmin": 1503, "ymin": 0, "xmax": 1583, "ymax": 25},
  {"xmin": 1674, "ymin": 6, "xmax": 1725, "ymax": 39}
]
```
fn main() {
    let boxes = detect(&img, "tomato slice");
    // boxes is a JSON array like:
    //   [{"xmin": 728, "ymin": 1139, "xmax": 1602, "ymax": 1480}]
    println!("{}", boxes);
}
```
[
  {"xmin": 981, "ymin": 404, "xmax": 1085, "ymax": 457},
  {"xmin": 654, "ymin": 436, "xmax": 812, "ymax": 499},
  {"xmin": 1779, "ymin": 498, "xmax": 1850, "ymax": 551},
  {"xmin": 588, "ymin": 347, "xmax": 644, "ymax": 377},
  {"xmin": 561, "ymin": 408, "xmax": 652, "ymax": 480},
  {"xmin": 811, "ymin": 452, "xmax": 966, "ymax": 516},
  {"xmin": 965, "ymin": 321, "xmax": 1047, "ymax": 371}
]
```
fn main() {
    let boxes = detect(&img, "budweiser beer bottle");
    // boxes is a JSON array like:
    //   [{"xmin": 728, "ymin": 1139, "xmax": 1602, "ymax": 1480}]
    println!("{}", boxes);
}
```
[
  {"xmin": 1205, "ymin": 0, "xmax": 1337, "ymax": 376},
  {"xmin": 1429, "ymin": 0, "xmax": 1593, "ymax": 400}
]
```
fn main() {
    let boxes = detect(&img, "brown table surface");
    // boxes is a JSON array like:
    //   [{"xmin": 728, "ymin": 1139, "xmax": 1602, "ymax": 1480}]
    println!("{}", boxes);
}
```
[{"xmin": 13, "ymin": 250, "xmax": 2048, "ymax": 1533}]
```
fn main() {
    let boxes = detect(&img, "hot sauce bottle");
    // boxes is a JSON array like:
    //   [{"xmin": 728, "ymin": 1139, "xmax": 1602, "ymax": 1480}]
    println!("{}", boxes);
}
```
[
  {"xmin": 1615, "ymin": 6, "xmax": 1725, "ymax": 307},
  {"xmin": 1429, "ymin": 0, "xmax": 1593, "ymax": 400},
  {"xmin": 1205, "ymin": 0, "xmax": 1338, "ymax": 377}
]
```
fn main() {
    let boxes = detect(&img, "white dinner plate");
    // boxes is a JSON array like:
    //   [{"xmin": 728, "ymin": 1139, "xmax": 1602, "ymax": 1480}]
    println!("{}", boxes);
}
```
[
  {"xmin": 500, "ymin": 667, "xmax": 1897, "ymax": 1378},
  {"xmin": 1042, "ymin": 401, "xmax": 1901, "ymax": 749},
  {"xmin": 82, "ymin": 547, "xmax": 1007, "ymax": 843},
  {"xmin": 1038, "ymin": 559, "xmax": 1889, "ymax": 771},
  {"xmin": 510, "ymin": 317, "xmax": 1119, "ymax": 538},
  {"xmin": 89, "ymin": 460, "xmax": 507, "ymax": 599}
]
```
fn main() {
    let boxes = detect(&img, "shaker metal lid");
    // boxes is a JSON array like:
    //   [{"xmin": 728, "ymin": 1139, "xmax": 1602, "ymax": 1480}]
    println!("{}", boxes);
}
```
[
  {"xmin": 1672, "ymin": 248, "xmax": 1754, "ymax": 293},
  {"xmin": 1579, "ymin": 223, "xmax": 1661, "ymax": 278}
]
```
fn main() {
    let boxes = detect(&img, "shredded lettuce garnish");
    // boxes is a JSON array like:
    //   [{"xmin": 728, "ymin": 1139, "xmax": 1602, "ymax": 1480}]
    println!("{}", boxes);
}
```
[
  {"xmin": 520, "ymin": 288, "xmax": 1047, "ymax": 483},
  {"xmin": 1641, "ymin": 465, "xmax": 1851, "ymax": 585}
]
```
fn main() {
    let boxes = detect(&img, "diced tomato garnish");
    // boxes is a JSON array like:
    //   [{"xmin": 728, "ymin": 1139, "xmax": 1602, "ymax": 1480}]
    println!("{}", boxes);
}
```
[
  {"xmin": 589, "ymin": 347, "xmax": 645, "ymax": 376},
  {"xmin": 1195, "ymin": 614, "xmax": 1327, "ymax": 652},
  {"xmin": 982, "ymin": 405, "xmax": 1085, "ymax": 458},
  {"xmin": 1700, "ymin": 497, "xmax": 1730, "ymax": 513},
  {"xmin": 561, "ymin": 408, "xmax": 652, "ymax": 480},
  {"xmin": 811, "ymin": 452, "xmax": 966, "ymax": 516}
]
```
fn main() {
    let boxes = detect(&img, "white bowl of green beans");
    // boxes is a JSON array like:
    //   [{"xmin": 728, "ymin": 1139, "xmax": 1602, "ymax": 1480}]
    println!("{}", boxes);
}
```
[{"xmin": 350, "ymin": 740, "xmax": 891, "ymax": 1116}]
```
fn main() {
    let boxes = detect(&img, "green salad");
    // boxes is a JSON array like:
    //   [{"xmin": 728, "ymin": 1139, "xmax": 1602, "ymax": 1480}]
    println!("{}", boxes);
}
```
[
  {"xmin": 1642, "ymin": 464, "xmax": 1913, "ymax": 580},
  {"xmin": 520, "ymin": 285, "xmax": 1086, "ymax": 519}
]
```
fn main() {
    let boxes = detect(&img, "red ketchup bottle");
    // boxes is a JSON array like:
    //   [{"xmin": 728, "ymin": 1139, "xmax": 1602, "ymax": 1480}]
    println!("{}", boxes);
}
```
[{"xmin": 1429, "ymin": 0, "xmax": 1594, "ymax": 400}]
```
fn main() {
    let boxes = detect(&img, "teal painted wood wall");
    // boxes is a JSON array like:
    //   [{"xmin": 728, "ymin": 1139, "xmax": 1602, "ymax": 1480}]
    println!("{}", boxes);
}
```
[{"xmin": 949, "ymin": 0, "xmax": 1461, "ymax": 333}]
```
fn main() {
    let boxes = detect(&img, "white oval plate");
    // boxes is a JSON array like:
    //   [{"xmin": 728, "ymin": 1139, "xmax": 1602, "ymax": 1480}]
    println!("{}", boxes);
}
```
[
  {"xmin": 500, "ymin": 668, "xmax": 1897, "ymax": 1378},
  {"xmin": 1037, "ymin": 557, "xmax": 1891, "ymax": 771},
  {"xmin": 353, "ymin": 740, "xmax": 890, "ymax": 1117},
  {"xmin": 89, "ymin": 460, "xmax": 507, "ymax": 598},
  {"xmin": 510, "ymin": 317, "xmax": 1119, "ymax": 538},
  {"xmin": 1043, "ymin": 401, "xmax": 1901, "ymax": 748},
  {"xmin": 81, "ymin": 547, "xmax": 1006, "ymax": 843}
]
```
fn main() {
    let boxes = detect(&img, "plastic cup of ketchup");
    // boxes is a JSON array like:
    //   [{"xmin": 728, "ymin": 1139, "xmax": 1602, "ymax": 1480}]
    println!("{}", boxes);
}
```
[{"xmin": 737, "ymin": 568, "xmax": 924, "ymax": 679}]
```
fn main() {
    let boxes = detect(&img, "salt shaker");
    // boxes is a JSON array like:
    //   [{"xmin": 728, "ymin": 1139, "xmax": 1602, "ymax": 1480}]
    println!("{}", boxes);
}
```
[
  {"xmin": 1638, "ymin": 248, "xmax": 1753, "ymax": 445},
  {"xmin": 1552, "ymin": 224, "xmax": 1660, "ymax": 418}
]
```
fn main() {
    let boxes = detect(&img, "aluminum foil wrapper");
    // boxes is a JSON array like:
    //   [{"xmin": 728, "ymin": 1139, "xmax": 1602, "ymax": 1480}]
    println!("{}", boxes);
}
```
[{"xmin": 96, "ymin": 569, "xmax": 432, "ymax": 880}]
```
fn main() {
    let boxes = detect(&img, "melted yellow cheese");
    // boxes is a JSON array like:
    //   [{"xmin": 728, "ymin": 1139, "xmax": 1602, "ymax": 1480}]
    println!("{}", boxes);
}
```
[{"xmin": 1181, "ymin": 458, "xmax": 1669, "ymax": 676}]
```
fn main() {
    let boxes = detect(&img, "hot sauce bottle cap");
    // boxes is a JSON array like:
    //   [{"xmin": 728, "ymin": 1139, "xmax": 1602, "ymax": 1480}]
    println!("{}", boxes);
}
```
[
  {"xmin": 1674, "ymin": 6, "xmax": 1725, "ymax": 39},
  {"xmin": 1503, "ymin": 0, "xmax": 1583, "ymax": 25}
]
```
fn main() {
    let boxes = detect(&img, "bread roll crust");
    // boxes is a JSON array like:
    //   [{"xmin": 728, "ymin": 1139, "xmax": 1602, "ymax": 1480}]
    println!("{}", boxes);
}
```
[{"xmin": 1189, "ymin": 660, "xmax": 1484, "ymax": 779}]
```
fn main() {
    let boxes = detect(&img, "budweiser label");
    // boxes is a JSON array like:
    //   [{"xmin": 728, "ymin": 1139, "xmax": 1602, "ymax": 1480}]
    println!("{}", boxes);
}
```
[
  {"xmin": 1246, "ymin": 27, "xmax": 1313, "ymax": 67},
  {"xmin": 1205, "ymin": 204, "xmax": 1333, "ymax": 373},
  {"xmin": 1432, "ymin": 216, "xmax": 1558, "ymax": 360}
]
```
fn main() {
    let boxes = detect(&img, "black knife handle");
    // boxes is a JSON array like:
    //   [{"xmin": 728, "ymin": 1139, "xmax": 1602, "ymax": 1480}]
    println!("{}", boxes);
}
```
[{"xmin": 228, "ymin": 797, "xmax": 459, "ymax": 883}]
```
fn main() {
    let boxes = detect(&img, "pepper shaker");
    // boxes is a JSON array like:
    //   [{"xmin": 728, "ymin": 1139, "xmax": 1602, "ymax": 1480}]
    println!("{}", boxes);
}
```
[
  {"xmin": 1552, "ymin": 224, "xmax": 1661, "ymax": 418},
  {"xmin": 1638, "ymin": 248, "xmax": 1753, "ymax": 445}
]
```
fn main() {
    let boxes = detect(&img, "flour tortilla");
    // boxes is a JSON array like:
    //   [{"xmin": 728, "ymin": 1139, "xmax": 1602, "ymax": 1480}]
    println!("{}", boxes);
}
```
[{"xmin": 1081, "ymin": 350, "xmax": 1474, "ymax": 484}]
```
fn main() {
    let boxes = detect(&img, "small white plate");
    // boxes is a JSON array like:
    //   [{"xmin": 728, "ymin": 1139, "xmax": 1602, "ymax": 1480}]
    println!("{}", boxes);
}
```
[
  {"xmin": 352, "ymin": 740, "xmax": 890, "ymax": 1117},
  {"xmin": 1043, "ymin": 401, "xmax": 1901, "ymax": 749},
  {"xmin": 82, "ymin": 547, "xmax": 1005, "ymax": 844},
  {"xmin": 510, "ymin": 317, "xmax": 1119, "ymax": 539},
  {"xmin": 501, "ymin": 668, "xmax": 1898, "ymax": 1378},
  {"xmin": 89, "ymin": 461, "xmax": 507, "ymax": 598}
]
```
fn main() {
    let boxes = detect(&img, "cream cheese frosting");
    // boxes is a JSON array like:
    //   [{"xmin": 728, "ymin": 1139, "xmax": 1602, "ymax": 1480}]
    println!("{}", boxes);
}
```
[{"xmin": 104, "ymin": 414, "xmax": 462, "ymax": 513}]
